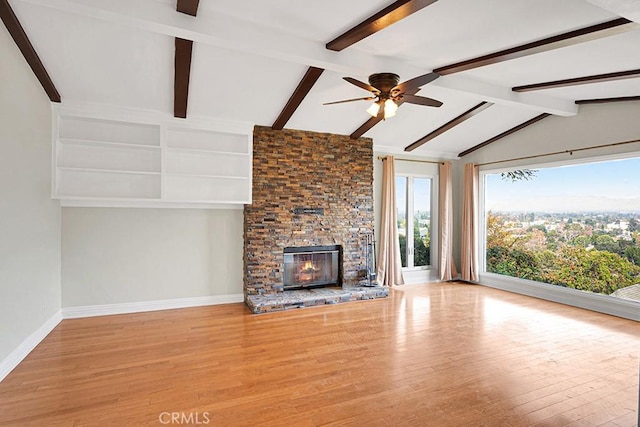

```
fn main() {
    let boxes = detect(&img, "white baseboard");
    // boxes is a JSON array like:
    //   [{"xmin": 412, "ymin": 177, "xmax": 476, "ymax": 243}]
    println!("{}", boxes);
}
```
[
  {"xmin": 61, "ymin": 294, "xmax": 245, "ymax": 319},
  {"xmin": 402, "ymin": 268, "xmax": 440, "ymax": 285},
  {"xmin": 479, "ymin": 272, "xmax": 639, "ymax": 322},
  {"xmin": 0, "ymin": 311, "xmax": 62, "ymax": 383}
]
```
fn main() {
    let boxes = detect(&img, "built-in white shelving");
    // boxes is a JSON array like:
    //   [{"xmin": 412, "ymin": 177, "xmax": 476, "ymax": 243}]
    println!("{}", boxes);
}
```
[{"xmin": 52, "ymin": 106, "xmax": 253, "ymax": 207}]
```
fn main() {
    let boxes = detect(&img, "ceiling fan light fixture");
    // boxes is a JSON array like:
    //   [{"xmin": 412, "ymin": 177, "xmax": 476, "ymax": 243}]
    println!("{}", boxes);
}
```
[
  {"xmin": 329, "ymin": 72, "xmax": 442, "ymax": 124},
  {"xmin": 366, "ymin": 102, "xmax": 381, "ymax": 117},
  {"xmin": 384, "ymin": 99, "xmax": 398, "ymax": 118}
]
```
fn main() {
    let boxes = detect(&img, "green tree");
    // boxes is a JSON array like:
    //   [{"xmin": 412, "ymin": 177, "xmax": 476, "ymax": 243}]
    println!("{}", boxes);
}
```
[
  {"xmin": 529, "ymin": 224, "xmax": 547, "ymax": 234},
  {"xmin": 399, "ymin": 234, "xmax": 407, "ymax": 267},
  {"xmin": 486, "ymin": 211, "xmax": 519, "ymax": 249},
  {"xmin": 536, "ymin": 250, "xmax": 558, "ymax": 278},
  {"xmin": 570, "ymin": 235, "xmax": 590, "ymax": 248},
  {"xmin": 500, "ymin": 169, "xmax": 537, "ymax": 182},
  {"xmin": 414, "ymin": 223, "xmax": 430, "ymax": 266},
  {"xmin": 546, "ymin": 230, "xmax": 560, "ymax": 251},
  {"xmin": 593, "ymin": 234, "xmax": 619, "ymax": 254},
  {"xmin": 486, "ymin": 210, "xmax": 640, "ymax": 296},
  {"xmin": 487, "ymin": 247, "xmax": 541, "ymax": 281},
  {"xmin": 624, "ymin": 246, "xmax": 640, "ymax": 265},
  {"xmin": 543, "ymin": 247, "xmax": 640, "ymax": 294},
  {"xmin": 398, "ymin": 220, "xmax": 430, "ymax": 268}
]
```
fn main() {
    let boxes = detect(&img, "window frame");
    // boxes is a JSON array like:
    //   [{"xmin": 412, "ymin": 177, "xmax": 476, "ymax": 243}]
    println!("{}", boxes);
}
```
[
  {"xmin": 480, "ymin": 150, "xmax": 640, "ymax": 273},
  {"xmin": 396, "ymin": 172, "xmax": 437, "ymax": 272}
]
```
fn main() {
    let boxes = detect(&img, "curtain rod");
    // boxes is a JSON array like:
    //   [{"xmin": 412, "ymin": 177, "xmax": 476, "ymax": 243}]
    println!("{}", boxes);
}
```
[
  {"xmin": 377, "ymin": 156, "xmax": 444, "ymax": 165},
  {"xmin": 478, "ymin": 137, "xmax": 640, "ymax": 167}
]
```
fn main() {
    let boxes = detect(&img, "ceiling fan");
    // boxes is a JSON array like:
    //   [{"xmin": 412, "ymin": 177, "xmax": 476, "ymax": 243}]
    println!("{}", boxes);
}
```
[{"xmin": 324, "ymin": 72, "xmax": 442, "ymax": 119}]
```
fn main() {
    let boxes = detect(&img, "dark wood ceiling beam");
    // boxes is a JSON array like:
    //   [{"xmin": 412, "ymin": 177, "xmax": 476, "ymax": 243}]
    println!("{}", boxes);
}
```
[
  {"xmin": 575, "ymin": 95, "xmax": 640, "ymax": 105},
  {"xmin": 173, "ymin": 1, "xmax": 198, "ymax": 118},
  {"xmin": 434, "ymin": 18, "xmax": 635, "ymax": 76},
  {"xmin": 326, "ymin": 0, "xmax": 438, "ymax": 51},
  {"xmin": 404, "ymin": 102, "xmax": 493, "ymax": 152},
  {"xmin": 350, "ymin": 115, "xmax": 383, "ymax": 140},
  {"xmin": 513, "ymin": 69, "xmax": 640, "ymax": 93},
  {"xmin": 458, "ymin": 113, "xmax": 550, "ymax": 157},
  {"xmin": 174, "ymin": 38, "xmax": 193, "ymax": 118},
  {"xmin": 272, "ymin": 67, "xmax": 324, "ymax": 130},
  {"xmin": 177, "ymin": 0, "xmax": 199, "ymax": 16},
  {"xmin": 0, "ymin": 0, "xmax": 60, "ymax": 102}
]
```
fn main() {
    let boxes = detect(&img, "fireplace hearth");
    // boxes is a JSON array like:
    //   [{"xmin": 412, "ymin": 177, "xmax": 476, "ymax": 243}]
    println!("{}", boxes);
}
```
[{"xmin": 283, "ymin": 245, "xmax": 342, "ymax": 290}]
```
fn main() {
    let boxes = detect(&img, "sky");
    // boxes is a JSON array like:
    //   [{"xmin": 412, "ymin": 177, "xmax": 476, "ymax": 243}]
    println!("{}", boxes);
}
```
[
  {"xmin": 396, "ymin": 177, "xmax": 431, "ymax": 214},
  {"xmin": 485, "ymin": 157, "xmax": 640, "ymax": 213}
]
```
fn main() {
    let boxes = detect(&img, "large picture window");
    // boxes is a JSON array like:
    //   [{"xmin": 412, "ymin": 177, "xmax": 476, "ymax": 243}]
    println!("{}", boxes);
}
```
[
  {"xmin": 396, "ymin": 176, "xmax": 432, "ymax": 269},
  {"xmin": 482, "ymin": 156, "xmax": 640, "ymax": 303}
]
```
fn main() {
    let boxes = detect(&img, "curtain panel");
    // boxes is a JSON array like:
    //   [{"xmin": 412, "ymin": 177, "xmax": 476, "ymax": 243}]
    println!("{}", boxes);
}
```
[
  {"xmin": 377, "ymin": 156, "xmax": 404, "ymax": 287},
  {"xmin": 461, "ymin": 163, "xmax": 479, "ymax": 282},
  {"xmin": 438, "ymin": 161, "xmax": 458, "ymax": 281}
]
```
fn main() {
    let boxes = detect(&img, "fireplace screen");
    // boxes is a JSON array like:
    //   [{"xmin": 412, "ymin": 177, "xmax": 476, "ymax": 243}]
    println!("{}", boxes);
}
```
[{"xmin": 283, "ymin": 245, "xmax": 342, "ymax": 290}]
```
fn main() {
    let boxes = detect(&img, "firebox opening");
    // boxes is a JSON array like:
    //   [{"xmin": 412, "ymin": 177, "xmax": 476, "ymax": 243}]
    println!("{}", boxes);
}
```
[{"xmin": 283, "ymin": 245, "xmax": 342, "ymax": 291}]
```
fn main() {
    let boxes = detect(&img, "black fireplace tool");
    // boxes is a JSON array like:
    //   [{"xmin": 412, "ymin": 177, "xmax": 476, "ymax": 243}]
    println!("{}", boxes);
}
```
[{"xmin": 361, "ymin": 233, "xmax": 377, "ymax": 286}]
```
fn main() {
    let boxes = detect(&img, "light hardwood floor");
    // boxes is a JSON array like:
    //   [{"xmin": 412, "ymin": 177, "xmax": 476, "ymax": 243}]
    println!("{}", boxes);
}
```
[{"xmin": 0, "ymin": 282, "xmax": 638, "ymax": 426}]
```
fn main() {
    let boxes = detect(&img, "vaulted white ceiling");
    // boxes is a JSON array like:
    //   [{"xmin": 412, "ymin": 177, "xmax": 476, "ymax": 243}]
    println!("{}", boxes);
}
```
[{"xmin": 9, "ymin": 0, "xmax": 640, "ymax": 158}]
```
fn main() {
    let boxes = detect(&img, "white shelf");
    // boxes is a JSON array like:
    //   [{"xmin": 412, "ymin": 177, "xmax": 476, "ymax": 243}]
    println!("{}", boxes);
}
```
[
  {"xmin": 57, "ymin": 142, "xmax": 161, "ymax": 174},
  {"xmin": 58, "ymin": 167, "xmax": 161, "ymax": 176},
  {"xmin": 167, "ymin": 127, "xmax": 249, "ymax": 154},
  {"xmin": 57, "ymin": 195, "xmax": 168, "ymax": 202},
  {"xmin": 163, "ymin": 174, "xmax": 250, "ymax": 203},
  {"xmin": 56, "ymin": 169, "xmax": 161, "ymax": 199},
  {"xmin": 59, "ymin": 138, "xmax": 161, "ymax": 151},
  {"xmin": 164, "ymin": 150, "xmax": 250, "ymax": 178},
  {"xmin": 59, "ymin": 198, "xmax": 245, "ymax": 209},
  {"xmin": 164, "ymin": 172, "xmax": 249, "ymax": 180},
  {"xmin": 165, "ymin": 146, "xmax": 248, "ymax": 156},
  {"xmin": 59, "ymin": 115, "xmax": 160, "ymax": 147},
  {"xmin": 53, "ymin": 107, "xmax": 253, "ymax": 207}
]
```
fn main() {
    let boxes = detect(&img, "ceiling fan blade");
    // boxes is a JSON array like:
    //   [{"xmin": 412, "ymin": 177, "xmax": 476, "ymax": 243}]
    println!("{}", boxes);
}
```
[
  {"xmin": 401, "ymin": 94, "xmax": 443, "ymax": 107},
  {"xmin": 343, "ymin": 77, "xmax": 380, "ymax": 94},
  {"xmin": 323, "ymin": 96, "xmax": 376, "ymax": 105},
  {"xmin": 392, "ymin": 72, "xmax": 440, "ymax": 94}
]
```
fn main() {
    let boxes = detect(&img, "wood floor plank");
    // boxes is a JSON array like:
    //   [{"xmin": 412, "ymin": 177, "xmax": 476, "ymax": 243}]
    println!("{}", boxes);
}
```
[{"xmin": 0, "ymin": 282, "xmax": 637, "ymax": 426}]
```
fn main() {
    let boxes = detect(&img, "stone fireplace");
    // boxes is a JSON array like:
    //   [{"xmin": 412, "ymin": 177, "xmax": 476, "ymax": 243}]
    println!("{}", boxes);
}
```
[{"xmin": 243, "ymin": 126, "xmax": 388, "ymax": 313}]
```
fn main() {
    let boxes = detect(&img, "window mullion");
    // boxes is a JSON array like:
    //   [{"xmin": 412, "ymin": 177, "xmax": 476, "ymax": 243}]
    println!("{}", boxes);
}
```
[{"xmin": 407, "ymin": 177, "xmax": 414, "ymax": 268}]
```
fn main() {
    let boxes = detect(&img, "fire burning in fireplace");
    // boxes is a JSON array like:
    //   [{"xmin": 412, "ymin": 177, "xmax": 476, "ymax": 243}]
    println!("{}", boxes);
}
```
[
  {"xmin": 300, "ymin": 261, "xmax": 318, "ymax": 274},
  {"xmin": 298, "ymin": 260, "xmax": 319, "ymax": 282}
]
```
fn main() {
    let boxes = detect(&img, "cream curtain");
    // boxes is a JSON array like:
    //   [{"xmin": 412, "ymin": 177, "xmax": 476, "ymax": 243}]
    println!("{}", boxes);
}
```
[
  {"xmin": 377, "ymin": 156, "xmax": 404, "ymax": 287},
  {"xmin": 438, "ymin": 161, "xmax": 458, "ymax": 281},
  {"xmin": 461, "ymin": 163, "xmax": 479, "ymax": 282}
]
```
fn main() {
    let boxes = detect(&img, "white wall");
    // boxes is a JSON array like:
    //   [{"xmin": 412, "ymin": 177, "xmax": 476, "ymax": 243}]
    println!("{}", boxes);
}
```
[
  {"xmin": 461, "ymin": 101, "xmax": 640, "ymax": 168},
  {"xmin": 457, "ymin": 101, "xmax": 640, "ymax": 320},
  {"xmin": 0, "ymin": 25, "xmax": 62, "ymax": 363},
  {"xmin": 61, "ymin": 208, "xmax": 243, "ymax": 307}
]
